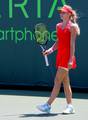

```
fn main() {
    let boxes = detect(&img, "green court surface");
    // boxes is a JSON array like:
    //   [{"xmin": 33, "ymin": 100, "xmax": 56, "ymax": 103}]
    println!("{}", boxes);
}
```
[{"xmin": 0, "ymin": 90, "xmax": 88, "ymax": 120}]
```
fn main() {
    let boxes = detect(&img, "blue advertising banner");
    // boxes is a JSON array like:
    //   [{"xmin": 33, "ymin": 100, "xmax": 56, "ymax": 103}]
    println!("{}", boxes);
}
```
[{"xmin": 0, "ymin": 0, "xmax": 88, "ymax": 88}]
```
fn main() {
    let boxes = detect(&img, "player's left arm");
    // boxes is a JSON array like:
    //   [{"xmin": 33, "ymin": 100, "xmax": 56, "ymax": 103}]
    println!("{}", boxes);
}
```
[{"xmin": 69, "ymin": 24, "xmax": 77, "ymax": 63}]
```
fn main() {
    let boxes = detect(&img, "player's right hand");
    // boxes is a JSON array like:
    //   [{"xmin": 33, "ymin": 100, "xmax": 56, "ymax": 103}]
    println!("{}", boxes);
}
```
[
  {"xmin": 43, "ymin": 48, "xmax": 53, "ymax": 56},
  {"xmin": 43, "ymin": 50, "xmax": 50, "ymax": 56}
]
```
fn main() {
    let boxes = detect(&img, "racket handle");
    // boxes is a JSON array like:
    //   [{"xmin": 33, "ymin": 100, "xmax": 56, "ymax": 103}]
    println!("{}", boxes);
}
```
[
  {"xmin": 44, "ymin": 55, "xmax": 49, "ymax": 66},
  {"xmin": 40, "ymin": 45, "xmax": 49, "ymax": 66}
]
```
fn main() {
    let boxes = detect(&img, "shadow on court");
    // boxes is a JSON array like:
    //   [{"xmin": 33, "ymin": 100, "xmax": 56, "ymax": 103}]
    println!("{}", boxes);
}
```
[
  {"xmin": 19, "ymin": 112, "xmax": 75, "ymax": 118},
  {"xmin": 19, "ymin": 113, "xmax": 60, "ymax": 118}
]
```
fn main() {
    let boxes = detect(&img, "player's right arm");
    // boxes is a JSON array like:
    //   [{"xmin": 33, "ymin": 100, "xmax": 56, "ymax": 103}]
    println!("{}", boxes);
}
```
[
  {"xmin": 43, "ymin": 24, "xmax": 59, "ymax": 56},
  {"xmin": 43, "ymin": 41, "xmax": 58, "ymax": 56}
]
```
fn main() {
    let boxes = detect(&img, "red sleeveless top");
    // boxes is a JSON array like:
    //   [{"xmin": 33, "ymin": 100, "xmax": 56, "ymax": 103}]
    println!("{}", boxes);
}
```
[{"xmin": 56, "ymin": 21, "xmax": 76, "ymax": 69}]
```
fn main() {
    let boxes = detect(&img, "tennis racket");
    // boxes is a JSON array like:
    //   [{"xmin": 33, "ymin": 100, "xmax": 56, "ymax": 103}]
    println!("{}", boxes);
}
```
[{"xmin": 34, "ymin": 23, "xmax": 49, "ymax": 66}]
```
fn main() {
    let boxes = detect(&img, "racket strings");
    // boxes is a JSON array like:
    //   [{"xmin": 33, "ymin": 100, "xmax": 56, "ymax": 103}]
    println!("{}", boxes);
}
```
[{"xmin": 35, "ymin": 23, "xmax": 49, "ymax": 45}]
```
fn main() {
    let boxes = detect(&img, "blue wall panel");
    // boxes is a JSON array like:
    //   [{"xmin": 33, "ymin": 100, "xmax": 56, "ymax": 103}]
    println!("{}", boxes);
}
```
[{"xmin": 0, "ymin": 0, "xmax": 88, "ymax": 88}]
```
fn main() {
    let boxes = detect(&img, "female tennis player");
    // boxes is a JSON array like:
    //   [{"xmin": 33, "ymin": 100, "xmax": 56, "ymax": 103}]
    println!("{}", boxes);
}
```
[{"xmin": 37, "ymin": 5, "xmax": 80, "ymax": 114}]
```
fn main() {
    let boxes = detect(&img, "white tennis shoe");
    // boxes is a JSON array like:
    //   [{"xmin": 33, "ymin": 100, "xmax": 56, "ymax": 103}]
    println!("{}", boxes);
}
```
[{"xmin": 63, "ymin": 104, "xmax": 75, "ymax": 114}]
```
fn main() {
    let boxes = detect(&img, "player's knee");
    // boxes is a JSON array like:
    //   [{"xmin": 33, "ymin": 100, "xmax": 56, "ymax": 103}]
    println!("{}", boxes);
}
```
[
  {"xmin": 58, "ymin": 68, "xmax": 68, "ymax": 79},
  {"xmin": 54, "ymin": 68, "xmax": 67, "ymax": 83}
]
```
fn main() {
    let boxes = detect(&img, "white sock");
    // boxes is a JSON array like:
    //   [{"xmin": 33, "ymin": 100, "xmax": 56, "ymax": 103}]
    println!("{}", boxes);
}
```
[{"xmin": 67, "ymin": 104, "xmax": 73, "ymax": 107}]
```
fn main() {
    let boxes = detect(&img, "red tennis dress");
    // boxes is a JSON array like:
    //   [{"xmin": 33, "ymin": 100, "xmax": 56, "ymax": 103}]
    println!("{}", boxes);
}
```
[{"xmin": 56, "ymin": 21, "xmax": 77, "ymax": 70}]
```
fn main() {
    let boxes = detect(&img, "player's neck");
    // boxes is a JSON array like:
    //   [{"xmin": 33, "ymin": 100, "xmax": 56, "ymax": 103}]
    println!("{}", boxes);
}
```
[{"xmin": 62, "ymin": 19, "xmax": 70, "ymax": 26}]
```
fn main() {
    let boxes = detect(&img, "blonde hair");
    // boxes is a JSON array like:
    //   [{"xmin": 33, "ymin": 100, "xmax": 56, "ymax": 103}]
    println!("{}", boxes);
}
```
[
  {"xmin": 71, "ymin": 10, "xmax": 80, "ymax": 35},
  {"xmin": 64, "ymin": 5, "xmax": 80, "ymax": 35}
]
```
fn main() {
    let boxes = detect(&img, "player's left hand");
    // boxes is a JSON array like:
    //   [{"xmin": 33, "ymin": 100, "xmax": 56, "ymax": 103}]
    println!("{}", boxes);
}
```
[
  {"xmin": 68, "ymin": 62, "xmax": 73, "ymax": 69},
  {"xmin": 68, "ymin": 58, "xmax": 73, "ymax": 69}
]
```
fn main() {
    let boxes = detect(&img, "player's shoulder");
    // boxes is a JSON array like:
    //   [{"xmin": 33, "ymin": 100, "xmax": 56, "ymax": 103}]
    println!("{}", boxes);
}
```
[
  {"xmin": 70, "ymin": 22, "xmax": 80, "ymax": 35},
  {"xmin": 70, "ymin": 23, "xmax": 78, "ymax": 30},
  {"xmin": 56, "ymin": 22, "xmax": 62, "ymax": 29},
  {"xmin": 70, "ymin": 23, "xmax": 78, "ymax": 33},
  {"xmin": 56, "ymin": 22, "xmax": 62, "ymax": 27}
]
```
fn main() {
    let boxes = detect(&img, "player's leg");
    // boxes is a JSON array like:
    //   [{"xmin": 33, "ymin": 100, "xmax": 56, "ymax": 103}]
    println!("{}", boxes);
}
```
[
  {"xmin": 47, "ymin": 68, "xmax": 67, "ymax": 105},
  {"xmin": 62, "ymin": 71, "xmax": 75, "ymax": 114},
  {"xmin": 37, "ymin": 68, "xmax": 67, "ymax": 113},
  {"xmin": 63, "ymin": 72, "xmax": 72, "ymax": 104}
]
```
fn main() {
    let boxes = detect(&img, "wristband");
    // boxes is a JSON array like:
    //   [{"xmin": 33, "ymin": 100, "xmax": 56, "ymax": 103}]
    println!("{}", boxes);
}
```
[{"xmin": 48, "ymin": 47, "xmax": 54, "ymax": 54}]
